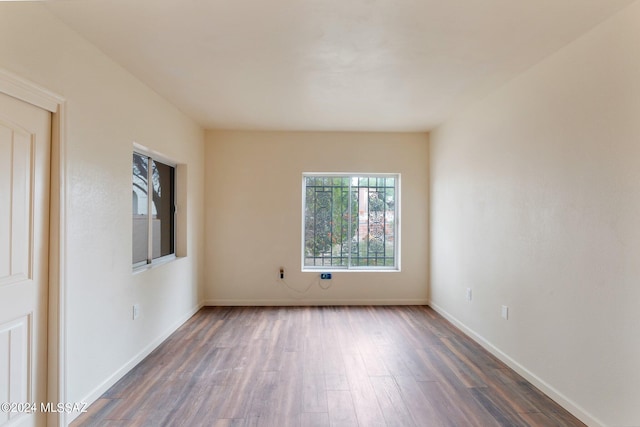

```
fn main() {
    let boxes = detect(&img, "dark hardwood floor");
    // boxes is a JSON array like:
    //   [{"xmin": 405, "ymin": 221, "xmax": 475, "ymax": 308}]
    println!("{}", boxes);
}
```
[{"xmin": 71, "ymin": 306, "xmax": 586, "ymax": 426}]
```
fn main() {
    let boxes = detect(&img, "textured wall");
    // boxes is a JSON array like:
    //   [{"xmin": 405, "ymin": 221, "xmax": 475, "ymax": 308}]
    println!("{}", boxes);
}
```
[
  {"xmin": 0, "ymin": 3, "xmax": 205, "ymax": 418},
  {"xmin": 430, "ymin": 2, "xmax": 640, "ymax": 425},
  {"xmin": 204, "ymin": 130, "xmax": 429, "ymax": 305}
]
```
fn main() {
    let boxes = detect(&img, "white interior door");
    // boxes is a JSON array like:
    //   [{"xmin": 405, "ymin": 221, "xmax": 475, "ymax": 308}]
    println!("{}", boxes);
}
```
[{"xmin": 0, "ymin": 92, "xmax": 51, "ymax": 427}]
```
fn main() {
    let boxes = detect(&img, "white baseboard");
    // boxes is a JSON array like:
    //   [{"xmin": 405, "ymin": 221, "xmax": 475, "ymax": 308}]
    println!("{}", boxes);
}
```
[
  {"xmin": 428, "ymin": 301, "xmax": 604, "ymax": 427},
  {"xmin": 68, "ymin": 302, "xmax": 204, "ymax": 424},
  {"xmin": 203, "ymin": 298, "xmax": 428, "ymax": 306}
]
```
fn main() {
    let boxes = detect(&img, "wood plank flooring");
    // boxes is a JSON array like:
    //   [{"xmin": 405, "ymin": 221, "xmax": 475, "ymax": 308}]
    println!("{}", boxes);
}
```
[{"xmin": 71, "ymin": 306, "xmax": 586, "ymax": 426}]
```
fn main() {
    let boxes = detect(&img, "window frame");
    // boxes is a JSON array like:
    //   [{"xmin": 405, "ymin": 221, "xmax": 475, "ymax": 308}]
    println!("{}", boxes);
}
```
[
  {"xmin": 132, "ymin": 147, "xmax": 177, "ymax": 271},
  {"xmin": 301, "ymin": 172, "xmax": 401, "ymax": 272}
]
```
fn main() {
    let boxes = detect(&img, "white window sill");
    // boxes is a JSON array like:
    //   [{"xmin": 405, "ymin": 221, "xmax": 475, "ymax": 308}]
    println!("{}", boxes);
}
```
[
  {"xmin": 133, "ymin": 254, "xmax": 178, "ymax": 274},
  {"xmin": 301, "ymin": 268, "xmax": 400, "ymax": 273}
]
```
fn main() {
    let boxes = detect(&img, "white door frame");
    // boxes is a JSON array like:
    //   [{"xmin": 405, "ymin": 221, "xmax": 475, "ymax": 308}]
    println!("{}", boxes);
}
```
[{"xmin": 0, "ymin": 68, "xmax": 67, "ymax": 427}]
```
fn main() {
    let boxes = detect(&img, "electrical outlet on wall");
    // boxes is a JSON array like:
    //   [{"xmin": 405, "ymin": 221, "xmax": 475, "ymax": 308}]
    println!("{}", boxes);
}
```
[
  {"xmin": 133, "ymin": 303, "xmax": 140, "ymax": 320},
  {"xmin": 465, "ymin": 288, "xmax": 472, "ymax": 302},
  {"xmin": 501, "ymin": 305, "xmax": 509, "ymax": 320}
]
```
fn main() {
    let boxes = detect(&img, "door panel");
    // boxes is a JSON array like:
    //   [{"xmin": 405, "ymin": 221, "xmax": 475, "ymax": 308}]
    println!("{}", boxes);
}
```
[
  {"xmin": 0, "ymin": 315, "xmax": 30, "ymax": 418},
  {"xmin": 0, "ymin": 93, "xmax": 50, "ymax": 427},
  {"xmin": 0, "ymin": 120, "xmax": 32, "ymax": 286}
]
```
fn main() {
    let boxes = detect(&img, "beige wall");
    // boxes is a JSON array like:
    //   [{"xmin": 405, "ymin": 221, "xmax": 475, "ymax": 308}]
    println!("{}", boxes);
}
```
[
  {"xmin": 0, "ymin": 3, "xmax": 205, "ymax": 419},
  {"xmin": 430, "ymin": 2, "xmax": 640, "ymax": 426},
  {"xmin": 204, "ymin": 131, "xmax": 429, "ymax": 305}
]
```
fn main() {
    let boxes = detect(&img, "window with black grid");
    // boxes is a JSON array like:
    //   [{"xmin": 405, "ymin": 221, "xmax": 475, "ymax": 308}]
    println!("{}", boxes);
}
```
[{"xmin": 303, "ymin": 174, "xmax": 399, "ymax": 270}]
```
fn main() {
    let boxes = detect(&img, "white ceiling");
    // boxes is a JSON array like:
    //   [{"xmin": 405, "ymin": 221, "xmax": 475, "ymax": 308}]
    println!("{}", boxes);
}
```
[{"xmin": 46, "ymin": 0, "xmax": 634, "ymax": 132}]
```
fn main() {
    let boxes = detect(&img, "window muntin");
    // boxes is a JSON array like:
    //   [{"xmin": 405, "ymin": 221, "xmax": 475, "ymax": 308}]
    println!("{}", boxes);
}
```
[
  {"xmin": 133, "ymin": 152, "xmax": 176, "ymax": 268},
  {"xmin": 303, "ymin": 174, "xmax": 399, "ymax": 270}
]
